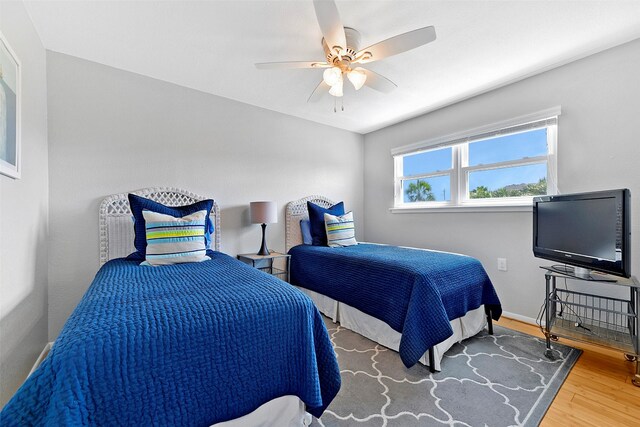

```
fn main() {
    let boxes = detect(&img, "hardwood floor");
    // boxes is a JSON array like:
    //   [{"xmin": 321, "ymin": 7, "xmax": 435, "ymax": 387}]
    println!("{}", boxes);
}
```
[{"xmin": 497, "ymin": 316, "xmax": 640, "ymax": 426}]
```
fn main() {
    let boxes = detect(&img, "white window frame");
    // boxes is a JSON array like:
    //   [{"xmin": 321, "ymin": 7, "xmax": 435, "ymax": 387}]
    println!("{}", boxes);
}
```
[
  {"xmin": 393, "ymin": 147, "xmax": 457, "ymax": 208},
  {"xmin": 392, "ymin": 107, "xmax": 560, "ymax": 212}
]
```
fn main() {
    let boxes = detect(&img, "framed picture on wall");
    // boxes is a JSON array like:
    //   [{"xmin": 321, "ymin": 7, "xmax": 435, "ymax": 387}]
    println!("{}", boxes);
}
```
[{"xmin": 0, "ymin": 30, "xmax": 21, "ymax": 179}]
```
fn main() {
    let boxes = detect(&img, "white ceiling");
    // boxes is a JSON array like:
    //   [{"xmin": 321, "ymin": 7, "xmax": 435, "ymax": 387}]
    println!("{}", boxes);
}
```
[{"xmin": 24, "ymin": 1, "xmax": 640, "ymax": 134}]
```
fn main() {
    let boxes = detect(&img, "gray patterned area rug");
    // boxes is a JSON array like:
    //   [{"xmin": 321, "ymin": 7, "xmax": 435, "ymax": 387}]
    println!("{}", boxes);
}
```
[{"xmin": 314, "ymin": 318, "xmax": 581, "ymax": 427}]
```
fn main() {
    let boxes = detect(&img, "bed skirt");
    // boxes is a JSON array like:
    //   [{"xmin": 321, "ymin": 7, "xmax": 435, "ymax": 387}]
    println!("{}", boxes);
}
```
[
  {"xmin": 297, "ymin": 287, "xmax": 487, "ymax": 371},
  {"xmin": 212, "ymin": 396, "xmax": 310, "ymax": 427}
]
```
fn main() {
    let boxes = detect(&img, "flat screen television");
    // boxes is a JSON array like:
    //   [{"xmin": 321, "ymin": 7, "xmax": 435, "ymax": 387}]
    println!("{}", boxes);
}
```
[{"xmin": 533, "ymin": 189, "xmax": 631, "ymax": 278}]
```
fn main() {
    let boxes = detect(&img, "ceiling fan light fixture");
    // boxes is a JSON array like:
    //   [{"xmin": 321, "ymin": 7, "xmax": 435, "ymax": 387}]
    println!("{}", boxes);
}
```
[
  {"xmin": 256, "ymin": 1, "xmax": 435, "ymax": 104},
  {"xmin": 328, "ymin": 79, "xmax": 344, "ymax": 97},
  {"xmin": 322, "ymin": 66, "xmax": 342, "ymax": 86},
  {"xmin": 347, "ymin": 67, "xmax": 367, "ymax": 90}
]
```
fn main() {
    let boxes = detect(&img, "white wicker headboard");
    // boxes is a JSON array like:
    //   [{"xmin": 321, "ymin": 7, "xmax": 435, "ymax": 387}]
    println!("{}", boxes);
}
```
[
  {"xmin": 99, "ymin": 187, "xmax": 221, "ymax": 265},
  {"xmin": 285, "ymin": 195, "xmax": 335, "ymax": 252}
]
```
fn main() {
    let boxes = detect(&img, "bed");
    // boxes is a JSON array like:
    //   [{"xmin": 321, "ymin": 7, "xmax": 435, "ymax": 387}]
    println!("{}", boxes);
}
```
[
  {"xmin": 285, "ymin": 195, "xmax": 502, "ymax": 371},
  {"xmin": 0, "ymin": 188, "xmax": 340, "ymax": 427}
]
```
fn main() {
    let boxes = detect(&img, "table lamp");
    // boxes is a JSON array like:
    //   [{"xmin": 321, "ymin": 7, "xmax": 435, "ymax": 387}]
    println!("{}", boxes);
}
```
[{"xmin": 250, "ymin": 201, "xmax": 277, "ymax": 255}]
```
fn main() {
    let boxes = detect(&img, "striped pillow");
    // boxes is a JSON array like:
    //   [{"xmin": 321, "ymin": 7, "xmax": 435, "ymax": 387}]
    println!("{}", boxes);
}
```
[
  {"xmin": 142, "ymin": 209, "xmax": 209, "ymax": 266},
  {"xmin": 324, "ymin": 211, "xmax": 358, "ymax": 247}
]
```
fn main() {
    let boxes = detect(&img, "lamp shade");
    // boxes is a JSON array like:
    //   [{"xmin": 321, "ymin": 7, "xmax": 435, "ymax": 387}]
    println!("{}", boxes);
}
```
[
  {"xmin": 347, "ymin": 67, "xmax": 367, "ymax": 90},
  {"xmin": 322, "ymin": 67, "xmax": 342, "ymax": 86},
  {"xmin": 250, "ymin": 201, "xmax": 277, "ymax": 224},
  {"xmin": 328, "ymin": 78, "xmax": 344, "ymax": 97}
]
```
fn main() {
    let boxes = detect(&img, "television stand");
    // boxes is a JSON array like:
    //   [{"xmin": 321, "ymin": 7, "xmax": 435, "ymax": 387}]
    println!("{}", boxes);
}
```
[
  {"xmin": 542, "ymin": 265, "xmax": 618, "ymax": 282},
  {"xmin": 541, "ymin": 268, "xmax": 640, "ymax": 386}
]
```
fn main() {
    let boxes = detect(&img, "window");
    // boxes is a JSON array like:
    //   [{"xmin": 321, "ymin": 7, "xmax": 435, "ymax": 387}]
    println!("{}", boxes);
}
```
[{"xmin": 393, "ymin": 110, "xmax": 559, "ymax": 210}]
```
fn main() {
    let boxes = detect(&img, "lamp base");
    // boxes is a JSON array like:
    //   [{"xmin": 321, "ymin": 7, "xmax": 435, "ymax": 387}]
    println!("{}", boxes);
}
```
[{"xmin": 257, "ymin": 223, "xmax": 270, "ymax": 256}]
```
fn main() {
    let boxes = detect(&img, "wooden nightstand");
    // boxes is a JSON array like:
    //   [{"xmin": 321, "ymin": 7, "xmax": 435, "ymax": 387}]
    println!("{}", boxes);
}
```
[{"xmin": 237, "ymin": 251, "xmax": 291, "ymax": 283}]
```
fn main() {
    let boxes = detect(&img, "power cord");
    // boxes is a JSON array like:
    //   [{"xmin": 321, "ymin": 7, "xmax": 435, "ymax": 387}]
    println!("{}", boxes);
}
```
[
  {"xmin": 536, "ymin": 291, "xmax": 551, "ymax": 337},
  {"xmin": 557, "ymin": 274, "xmax": 591, "ymax": 332},
  {"xmin": 537, "ymin": 272, "xmax": 592, "ymax": 334}
]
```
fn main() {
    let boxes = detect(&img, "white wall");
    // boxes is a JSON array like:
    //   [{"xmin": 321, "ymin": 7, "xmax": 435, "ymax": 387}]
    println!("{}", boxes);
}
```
[
  {"xmin": 46, "ymin": 52, "xmax": 364, "ymax": 339},
  {"xmin": 0, "ymin": 1, "xmax": 49, "ymax": 407},
  {"xmin": 364, "ymin": 38, "xmax": 640, "ymax": 322}
]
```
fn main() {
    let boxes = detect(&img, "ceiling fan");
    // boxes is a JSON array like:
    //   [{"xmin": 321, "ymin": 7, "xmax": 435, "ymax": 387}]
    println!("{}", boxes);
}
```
[{"xmin": 255, "ymin": 0, "xmax": 437, "ymax": 104}]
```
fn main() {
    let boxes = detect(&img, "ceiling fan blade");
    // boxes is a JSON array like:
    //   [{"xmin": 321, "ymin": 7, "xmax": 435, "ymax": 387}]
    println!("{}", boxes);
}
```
[
  {"xmin": 355, "ymin": 26, "xmax": 436, "ymax": 63},
  {"xmin": 255, "ymin": 61, "xmax": 330, "ymax": 70},
  {"xmin": 307, "ymin": 81, "xmax": 330, "ymax": 103},
  {"xmin": 313, "ymin": 0, "xmax": 346, "ymax": 52},
  {"xmin": 362, "ymin": 69, "xmax": 397, "ymax": 93}
]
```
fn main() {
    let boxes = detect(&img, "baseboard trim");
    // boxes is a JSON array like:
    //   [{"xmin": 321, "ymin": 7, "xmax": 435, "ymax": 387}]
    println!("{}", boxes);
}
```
[
  {"xmin": 28, "ymin": 341, "xmax": 54, "ymax": 378},
  {"xmin": 501, "ymin": 311, "xmax": 540, "ymax": 326}
]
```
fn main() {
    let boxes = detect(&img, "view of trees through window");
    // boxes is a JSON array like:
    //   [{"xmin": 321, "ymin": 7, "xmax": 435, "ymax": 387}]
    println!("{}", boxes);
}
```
[
  {"xmin": 470, "ymin": 177, "xmax": 547, "ymax": 199},
  {"xmin": 405, "ymin": 180, "xmax": 436, "ymax": 202},
  {"xmin": 402, "ymin": 176, "xmax": 450, "ymax": 202},
  {"xmin": 398, "ymin": 126, "xmax": 551, "ymax": 204},
  {"xmin": 402, "ymin": 176, "xmax": 547, "ymax": 202}
]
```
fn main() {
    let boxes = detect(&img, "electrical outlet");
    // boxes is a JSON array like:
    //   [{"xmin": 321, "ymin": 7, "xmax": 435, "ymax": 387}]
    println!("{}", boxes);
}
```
[{"xmin": 497, "ymin": 258, "xmax": 508, "ymax": 271}]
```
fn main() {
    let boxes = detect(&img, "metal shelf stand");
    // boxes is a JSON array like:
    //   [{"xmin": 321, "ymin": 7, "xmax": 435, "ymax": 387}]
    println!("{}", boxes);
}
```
[{"xmin": 542, "ymin": 268, "xmax": 640, "ymax": 386}]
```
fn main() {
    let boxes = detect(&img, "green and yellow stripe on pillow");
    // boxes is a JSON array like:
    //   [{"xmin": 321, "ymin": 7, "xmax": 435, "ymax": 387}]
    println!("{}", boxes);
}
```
[
  {"xmin": 324, "ymin": 211, "xmax": 358, "ymax": 247},
  {"xmin": 142, "ymin": 209, "xmax": 209, "ymax": 265}
]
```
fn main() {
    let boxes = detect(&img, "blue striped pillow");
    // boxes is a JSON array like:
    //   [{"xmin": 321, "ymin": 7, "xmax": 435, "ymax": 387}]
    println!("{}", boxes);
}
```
[
  {"xmin": 142, "ymin": 210, "xmax": 209, "ymax": 265},
  {"xmin": 127, "ymin": 194, "xmax": 214, "ymax": 260},
  {"xmin": 324, "ymin": 211, "xmax": 358, "ymax": 247}
]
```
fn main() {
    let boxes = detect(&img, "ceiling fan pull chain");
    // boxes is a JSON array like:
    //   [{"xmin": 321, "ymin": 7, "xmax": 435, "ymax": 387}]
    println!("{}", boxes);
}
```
[
  {"xmin": 341, "ymin": 98, "xmax": 344, "ymax": 112},
  {"xmin": 334, "ymin": 97, "xmax": 337, "ymax": 113}
]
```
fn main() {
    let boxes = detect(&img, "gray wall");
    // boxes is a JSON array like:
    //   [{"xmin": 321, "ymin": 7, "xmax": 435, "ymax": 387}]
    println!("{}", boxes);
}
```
[
  {"xmin": 0, "ymin": 1, "xmax": 49, "ymax": 406},
  {"xmin": 46, "ymin": 52, "xmax": 364, "ymax": 339},
  {"xmin": 364, "ymin": 38, "xmax": 640, "ymax": 321}
]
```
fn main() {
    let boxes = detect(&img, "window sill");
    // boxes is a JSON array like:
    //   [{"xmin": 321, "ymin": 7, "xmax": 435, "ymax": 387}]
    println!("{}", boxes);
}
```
[{"xmin": 390, "ymin": 203, "xmax": 533, "ymax": 213}]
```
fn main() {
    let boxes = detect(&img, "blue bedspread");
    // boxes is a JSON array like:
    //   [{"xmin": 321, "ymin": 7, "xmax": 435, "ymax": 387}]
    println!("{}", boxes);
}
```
[
  {"xmin": 1, "ymin": 251, "xmax": 340, "ymax": 426},
  {"xmin": 289, "ymin": 244, "xmax": 501, "ymax": 367}
]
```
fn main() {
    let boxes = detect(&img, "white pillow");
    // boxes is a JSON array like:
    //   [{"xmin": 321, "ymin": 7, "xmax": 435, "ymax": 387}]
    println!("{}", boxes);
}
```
[
  {"xmin": 324, "ymin": 211, "xmax": 358, "ymax": 247},
  {"xmin": 142, "ymin": 209, "xmax": 209, "ymax": 266}
]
